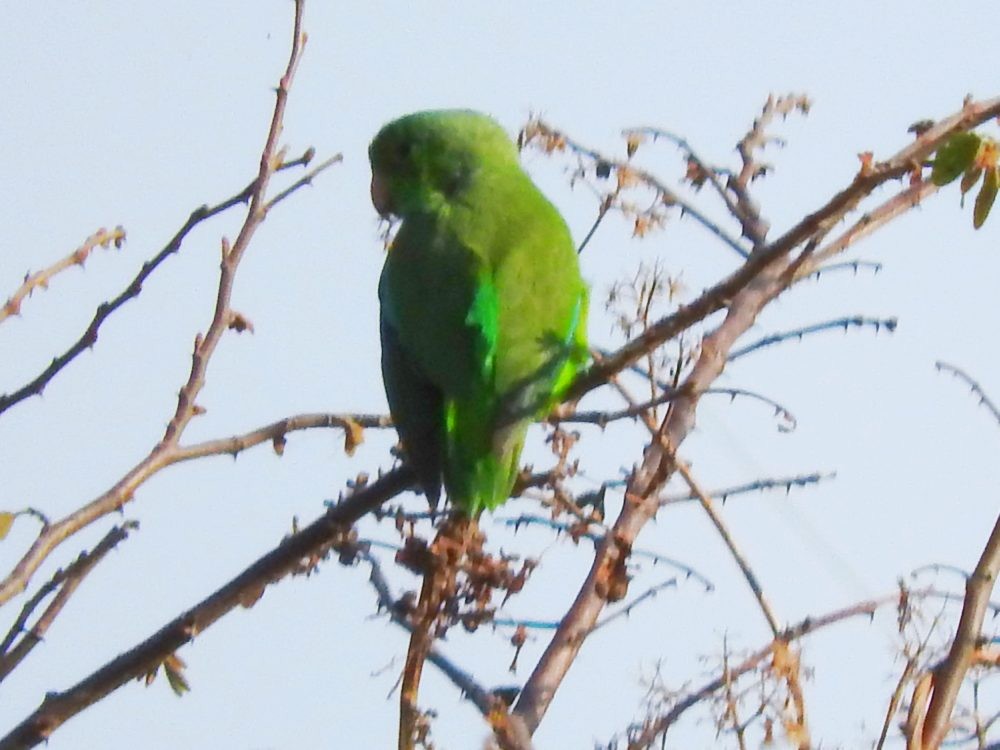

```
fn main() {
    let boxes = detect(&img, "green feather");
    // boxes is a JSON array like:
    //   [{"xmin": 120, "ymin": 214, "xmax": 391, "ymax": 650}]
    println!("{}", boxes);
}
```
[
  {"xmin": 465, "ymin": 275, "xmax": 500, "ymax": 381},
  {"xmin": 373, "ymin": 110, "xmax": 588, "ymax": 515}
]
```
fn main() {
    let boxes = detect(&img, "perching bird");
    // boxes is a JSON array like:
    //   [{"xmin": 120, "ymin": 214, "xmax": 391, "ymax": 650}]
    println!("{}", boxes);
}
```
[{"xmin": 370, "ymin": 110, "xmax": 588, "ymax": 516}]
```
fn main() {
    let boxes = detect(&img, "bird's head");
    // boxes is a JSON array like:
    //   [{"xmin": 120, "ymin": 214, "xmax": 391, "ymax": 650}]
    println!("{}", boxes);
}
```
[{"xmin": 368, "ymin": 109, "xmax": 519, "ymax": 218}]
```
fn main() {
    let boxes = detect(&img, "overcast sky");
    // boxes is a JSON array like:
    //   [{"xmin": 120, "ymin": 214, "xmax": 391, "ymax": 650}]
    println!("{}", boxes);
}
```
[{"xmin": 1, "ymin": 3, "xmax": 999, "ymax": 748}]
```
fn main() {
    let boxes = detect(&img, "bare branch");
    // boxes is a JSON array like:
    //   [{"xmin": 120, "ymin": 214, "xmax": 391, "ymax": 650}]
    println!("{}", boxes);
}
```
[
  {"xmin": 660, "ymin": 471, "xmax": 833, "ymax": 506},
  {"xmin": 158, "ymin": 3, "xmax": 308, "ymax": 449},
  {"xmin": 0, "ymin": 523, "xmax": 136, "ymax": 682},
  {"xmin": 357, "ymin": 547, "xmax": 499, "ymax": 717},
  {"xmin": 566, "ymin": 96, "xmax": 1000, "ymax": 403},
  {"xmin": 935, "ymin": 362, "xmax": 1000, "ymax": 425},
  {"xmin": 728, "ymin": 315, "xmax": 897, "ymax": 362},
  {"xmin": 624, "ymin": 594, "xmax": 886, "ymax": 749},
  {"xmin": 499, "ymin": 514, "xmax": 714, "ymax": 590},
  {"xmin": 0, "ymin": 226, "xmax": 126, "ymax": 325},
  {"xmin": 511, "ymin": 97, "xmax": 1000, "ymax": 738},
  {"xmin": 673, "ymin": 459, "xmax": 781, "ymax": 637},
  {"xmin": 622, "ymin": 126, "xmax": 742, "ymax": 232},
  {"xmin": 732, "ymin": 93, "xmax": 813, "ymax": 245},
  {"xmin": 920, "ymin": 373, "xmax": 1000, "ymax": 746},
  {"xmin": 592, "ymin": 579, "xmax": 679, "ymax": 632},
  {"xmin": 0, "ymin": 197, "xmax": 242, "ymax": 418},
  {"xmin": 0, "ymin": 466, "xmax": 416, "ymax": 750},
  {"xmin": 607, "ymin": 359, "xmax": 799, "ymax": 432},
  {"xmin": 796, "ymin": 179, "xmax": 939, "ymax": 279},
  {"xmin": 0, "ymin": 2, "xmax": 342, "ymax": 609},
  {"xmin": 172, "ymin": 412, "xmax": 391, "ymax": 462},
  {"xmin": 522, "ymin": 118, "xmax": 751, "ymax": 259},
  {"xmin": 802, "ymin": 259, "xmax": 883, "ymax": 280},
  {"xmin": 262, "ymin": 153, "xmax": 344, "ymax": 211},
  {"xmin": 0, "ymin": 145, "xmax": 337, "ymax": 421},
  {"xmin": 0, "ymin": 409, "xmax": 378, "ymax": 611}
]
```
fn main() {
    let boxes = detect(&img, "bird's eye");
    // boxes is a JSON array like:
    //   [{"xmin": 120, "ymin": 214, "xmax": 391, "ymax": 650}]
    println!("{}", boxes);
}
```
[{"xmin": 395, "ymin": 141, "xmax": 412, "ymax": 161}]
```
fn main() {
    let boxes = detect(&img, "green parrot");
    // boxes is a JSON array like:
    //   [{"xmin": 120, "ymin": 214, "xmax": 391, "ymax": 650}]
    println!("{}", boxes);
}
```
[{"xmin": 370, "ymin": 110, "xmax": 588, "ymax": 516}]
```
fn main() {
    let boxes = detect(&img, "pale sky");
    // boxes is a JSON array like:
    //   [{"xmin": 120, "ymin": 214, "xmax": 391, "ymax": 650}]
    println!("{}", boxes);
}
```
[{"xmin": 1, "ymin": 2, "xmax": 999, "ymax": 748}]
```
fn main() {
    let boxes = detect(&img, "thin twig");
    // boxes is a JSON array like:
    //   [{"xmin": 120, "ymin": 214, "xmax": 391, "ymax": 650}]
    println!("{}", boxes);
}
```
[
  {"xmin": 0, "ymin": 523, "xmax": 136, "ymax": 681},
  {"xmin": 877, "ymin": 656, "xmax": 919, "ymax": 750},
  {"xmin": 523, "ymin": 119, "xmax": 750, "ymax": 259},
  {"xmin": 1, "ymin": 227, "xmax": 126, "ymax": 324},
  {"xmin": 591, "ymin": 579, "xmax": 678, "ymax": 632},
  {"xmin": 0, "ymin": 145, "xmax": 336, "ymax": 420},
  {"xmin": 728, "ymin": 316, "xmax": 897, "ymax": 362},
  {"xmin": 172, "ymin": 412, "xmax": 391, "ymax": 462},
  {"xmin": 576, "ymin": 200, "xmax": 611, "ymax": 255},
  {"xmin": 499, "ymin": 514, "xmax": 714, "ymax": 590},
  {"xmin": 915, "ymin": 362, "xmax": 1000, "ymax": 747},
  {"xmin": 804, "ymin": 259, "xmax": 883, "ymax": 280},
  {"xmin": 622, "ymin": 126, "xmax": 740, "ymax": 227},
  {"xmin": 605, "ymin": 356, "xmax": 799, "ymax": 431},
  {"xmin": 358, "ymin": 547, "xmax": 499, "ymax": 716},
  {"xmin": 935, "ymin": 362, "xmax": 1000, "ymax": 425},
  {"xmin": 263, "ymin": 153, "xmax": 343, "ymax": 211},
  {"xmin": 659, "ymin": 471, "xmax": 833, "ymax": 506},
  {"xmin": 732, "ymin": 94, "xmax": 813, "ymax": 246},
  {"xmin": 796, "ymin": 179, "xmax": 939, "ymax": 280},
  {"xmin": 673, "ymin": 459, "xmax": 781, "ymax": 637}
]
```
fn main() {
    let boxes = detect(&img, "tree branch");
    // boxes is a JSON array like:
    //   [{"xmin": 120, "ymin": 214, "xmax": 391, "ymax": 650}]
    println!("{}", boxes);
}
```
[
  {"xmin": 921, "ymin": 364, "xmax": 1000, "ymax": 747},
  {"xmin": 659, "ymin": 471, "xmax": 833, "ymax": 506},
  {"xmin": 0, "ymin": 523, "xmax": 136, "ymax": 682},
  {"xmin": 673, "ymin": 459, "xmax": 781, "ymax": 636},
  {"xmin": 0, "ymin": 226, "xmax": 126, "ymax": 325},
  {"xmin": 624, "ymin": 593, "xmax": 900, "ymax": 748},
  {"xmin": 511, "ymin": 95, "xmax": 1000, "ymax": 738},
  {"xmin": 171, "ymin": 412, "xmax": 391, "ymax": 462},
  {"xmin": 0, "ymin": 466, "xmax": 415, "ymax": 750},
  {"xmin": 934, "ymin": 362, "xmax": 1000, "ymax": 425},
  {"xmin": 523, "ymin": 119, "xmax": 751, "ymax": 259},
  {"xmin": 0, "ymin": 0, "xmax": 341, "ymax": 609},
  {"xmin": 727, "ymin": 315, "xmax": 897, "ymax": 362}
]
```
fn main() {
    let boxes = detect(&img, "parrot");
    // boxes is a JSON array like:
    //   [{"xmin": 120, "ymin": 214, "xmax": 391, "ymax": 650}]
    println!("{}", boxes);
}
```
[{"xmin": 370, "ymin": 109, "xmax": 588, "ymax": 516}]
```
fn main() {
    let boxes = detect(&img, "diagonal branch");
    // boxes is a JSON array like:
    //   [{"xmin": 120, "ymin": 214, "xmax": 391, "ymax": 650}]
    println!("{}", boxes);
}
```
[
  {"xmin": 660, "ymin": 471, "xmax": 832, "ymax": 505},
  {"xmin": 523, "ymin": 119, "xmax": 751, "ymax": 259},
  {"xmin": 727, "ymin": 315, "xmax": 898, "ymax": 362},
  {"xmin": 0, "ymin": 409, "xmax": 375, "ymax": 611},
  {"xmin": 796, "ymin": 179, "xmax": 939, "ymax": 280},
  {"xmin": 624, "ymin": 594, "xmax": 892, "ymax": 749},
  {"xmin": 566, "ymin": 96, "xmax": 1000, "ymax": 401},
  {"xmin": 0, "ymin": 196, "xmax": 245, "ymax": 417},
  {"xmin": 0, "ymin": 523, "xmax": 136, "ymax": 682},
  {"xmin": 1, "ymin": 226, "xmax": 126, "ymax": 325},
  {"xmin": 673, "ymin": 459, "xmax": 781, "ymax": 636},
  {"xmin": 921, "ymin": 364, "xmax": 1000, "ymax": 748},
  {"xmin": 0, "ymin": 147, "xmax": 337, "ymax": 420},
  {"xmin": 0, "ymin": 467, "xmax": 415, "ymax": 750},
  {"xmin": 934, "ymin": 362, "xmax": 1000, "ymax": 425},
  {"xmin": 621, "ymin": 126, "xmax": 741, "ymax": 231}
]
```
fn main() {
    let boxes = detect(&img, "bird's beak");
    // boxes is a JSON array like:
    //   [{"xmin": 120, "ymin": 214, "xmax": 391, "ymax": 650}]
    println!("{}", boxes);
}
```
[{"xmin": 371, "ymin": 171, "xmax": 392, "ymax": 217}]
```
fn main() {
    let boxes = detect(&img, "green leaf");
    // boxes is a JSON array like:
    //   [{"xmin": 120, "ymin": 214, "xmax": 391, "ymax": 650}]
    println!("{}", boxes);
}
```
[
  {"xmin": 973, "ymin": 167, "xmax": 998, "ymax": 229},
  {"xmin": 0, "ymin": 512, "xmax": 14, "ymax": 540},
  {"xmin": 932, "ymin": 132, "xmax": 982, "ymax": 186}
]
